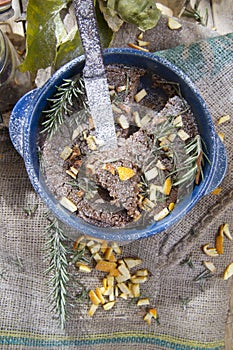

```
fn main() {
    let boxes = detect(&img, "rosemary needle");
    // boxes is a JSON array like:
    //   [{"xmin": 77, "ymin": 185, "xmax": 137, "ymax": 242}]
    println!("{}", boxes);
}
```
[
  {"xmin": 44, "ymin": 217, "xmax": 69, "ymax": 329},
  {"xmin": 41, "ymin": 77, "xmax": 87, "ymax": 138}
]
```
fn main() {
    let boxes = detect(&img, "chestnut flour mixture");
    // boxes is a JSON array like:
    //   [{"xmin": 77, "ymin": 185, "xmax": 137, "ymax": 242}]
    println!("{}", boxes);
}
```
[{"xmin": 39, "ymin": 65, "xmax": 202, "ymax": 229}]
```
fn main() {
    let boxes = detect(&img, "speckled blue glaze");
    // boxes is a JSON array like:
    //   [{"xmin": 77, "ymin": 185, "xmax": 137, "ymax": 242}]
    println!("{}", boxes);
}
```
[{"xmin": 9, "ymin": 48, "xmax": 227, "ymax": 242}]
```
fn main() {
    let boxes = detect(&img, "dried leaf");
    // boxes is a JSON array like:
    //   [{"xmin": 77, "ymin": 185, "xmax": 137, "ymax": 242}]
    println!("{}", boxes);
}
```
[{"xmin": 115, "ymin": 0, "xmax": 161, "ymax": 31}]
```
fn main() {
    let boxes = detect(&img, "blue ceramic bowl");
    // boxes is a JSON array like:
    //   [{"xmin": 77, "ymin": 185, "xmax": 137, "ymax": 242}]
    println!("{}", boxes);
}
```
[{"xmin": 9, "ymin": 48, "xmax": 227, "ymax": 242}]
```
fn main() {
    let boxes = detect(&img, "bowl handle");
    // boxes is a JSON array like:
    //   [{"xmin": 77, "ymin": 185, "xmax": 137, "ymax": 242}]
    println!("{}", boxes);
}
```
[
  {"xmin": 203, "ymin": 136, "xmax": 228, "ymax": 195},
  {"xmin": 9, "ymin": 89, "xmax": 39, "ymax": 157}
]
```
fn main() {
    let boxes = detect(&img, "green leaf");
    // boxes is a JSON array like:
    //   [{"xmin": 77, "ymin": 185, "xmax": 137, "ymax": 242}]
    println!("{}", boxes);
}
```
[
  {"xmin": 98, "ymin": 0, "xmax": 123, "ymax": 32},
  {"xmin": 55, "ymin": 27, "xmax": 83, "ymax": 70},
  {"xmin": 95, "ymin": 0, "xmax": 114, "ymax": 47},
  {"xmin": 115, "ymin": 0, "xmax": 161, "ymax": 31},
  {"xmin": 55, "ymin": 0, "xmax": 113, "ymax": 70},
  {"xmin": 20, "ymin": 0, "xmax": 69, "ymax": 73}
]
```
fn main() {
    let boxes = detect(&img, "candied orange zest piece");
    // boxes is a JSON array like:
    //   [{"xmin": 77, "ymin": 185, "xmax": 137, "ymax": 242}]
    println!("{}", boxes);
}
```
[
  {"xmin": 163, "ymin": 177, "xmax": 172, "ymax": 195},
  {"xmin": 215, "ymin": 235, "xmax": 224, "ymax": 254},
  {"xmin": 149, "ymin": 308, "xmax": 157, "ymax": 318},
  {"xmin": 103, "ymin": 163, "xmax": 115, "ymax": 175},
  {"xmin": 89, "ymin": 290, "xmax": 101, "ymax": 305},
  {"xmin": 223, "ymin": 262, "xmax": 233, "ymax": 280},
  {"xmin": 202, "ymin": 244, "xmax": 219, "ymax": 257},
  {"xmin": 95, "ymin": 260, "xmax": 117, "ymax": 272},
  {"xmin": 117, "ymin": 166, "xmax": 136, "ymax": 181},
  {"xmin": 211, "ymin": 187, "xmax": 222, "ymax": 195}
]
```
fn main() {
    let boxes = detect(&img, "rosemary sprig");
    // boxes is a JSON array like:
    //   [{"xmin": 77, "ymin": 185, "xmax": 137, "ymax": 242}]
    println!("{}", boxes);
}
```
[
  {"xmin": 71, "ymin": 247, "xmax": 91, "ymax": 265},
  {"xmin": 194, "ymin": 269, "xmax": 214, "ymax": 292},
  {"xmin": 0, "ymin": 268, "xmax": 7, "ymax": 281},
  {"xmin": 44, "ymin": 217, "xmax": 69, "ymax": 329},
  {"xmin": 180, "ymin": 254, "xmax": 194, "ymax": 269},
  {"xmin": 41, "ymin": 77, "xmax": 86, "ymax": 138},
  {"xmin": 181, "ymin": 6, "xmax": 208, "ymax": 26},
  {"xmin": 173, "ymin": 135, "xmax": 207, "ymax": 186},
  {"xmin": 178, "ymin": 296, "xmax": 192, "ymax": 311},
  {"xmin": 22, "ymin": 203, "xmax": 39, "ymax": 217}
]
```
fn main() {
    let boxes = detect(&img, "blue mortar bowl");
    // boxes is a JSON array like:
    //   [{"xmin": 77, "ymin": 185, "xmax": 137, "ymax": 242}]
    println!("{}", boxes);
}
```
[{"xmin": 9, "ymin": 48, "xmax": 227, "ymax": 242}]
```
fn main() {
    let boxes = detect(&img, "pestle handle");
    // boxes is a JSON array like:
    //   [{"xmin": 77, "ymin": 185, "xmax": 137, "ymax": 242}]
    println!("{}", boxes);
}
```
[{"xmin": 73, "ymin": 0, "xmax": 105, "ymax": 78}]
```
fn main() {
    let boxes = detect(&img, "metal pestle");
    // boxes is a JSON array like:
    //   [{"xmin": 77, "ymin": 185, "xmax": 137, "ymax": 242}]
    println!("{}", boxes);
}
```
[{"xmin": 73, "ymin": 0, "xmax": 117, "ymax": 150}]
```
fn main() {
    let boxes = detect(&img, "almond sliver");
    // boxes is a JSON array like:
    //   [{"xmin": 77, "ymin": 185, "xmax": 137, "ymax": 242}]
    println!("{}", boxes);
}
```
[
  {"xmin": 143, "ymin": 312, "xmax": 152, "ymax": 326},
  {"xmin": 88, "ymin": 303, "xmax": 98, "ymax": 317},
  {"xmin": 203, "ymin": 261, "xmax": 217, "ymax": 273},
  {"xmin": 103, "ymin": 301, "xmax": 115, "ymax": 310},
  {"xmin": 217, "ymin": 114, "xmax": 230, "ymax": 125},
  {"xmin": 134, "ymin": 89, "xmax": 147, "ymax": 103},
  {"xmin": 137, "ymin": 298, "xmax": 150, "ymax": 306}
]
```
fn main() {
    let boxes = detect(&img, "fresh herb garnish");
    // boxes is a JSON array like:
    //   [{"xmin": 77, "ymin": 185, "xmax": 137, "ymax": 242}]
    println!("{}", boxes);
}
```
[
  {"xmin": 41, "ymin": 77, "xmax": 87, "ymax": 138},
  {"xmin": 44, "ymin": 216, "xmax": 69, "ymax": 329}
]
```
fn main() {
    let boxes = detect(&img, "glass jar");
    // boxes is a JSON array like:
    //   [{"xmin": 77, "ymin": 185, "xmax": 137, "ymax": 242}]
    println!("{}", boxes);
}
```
[
  {"xmin": 0, "ymin": 28, "xmax": 31, "ymax": 112},
  {"xmin": 0, "ymin": 0, "xmax": 14, "ymax": 21}
]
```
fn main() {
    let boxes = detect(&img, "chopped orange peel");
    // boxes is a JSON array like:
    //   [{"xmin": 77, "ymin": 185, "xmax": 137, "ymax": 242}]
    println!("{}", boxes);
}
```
[
  {"xmin": 128, "ymin": 42, "xmax": 149, "ymax": 52},
  {"xmin": 168, "ymin": 17, "xmax": 182, "ymax": 30},
  {"xmin": 222, "ymin": 223, "xmax": 232, "ymax": 241},
  {"xmin": 217, "ymin": 114, "xmax": 230, "ymax": 125},
  {"xmin": 211, "ymin": 187, "xmax": 222, "ymax": 195},
  {"xmin": 95, "ymin": 260, "xmax": 117, "ymax": 272},
  {"xmin": 89, "ymin": 290, "xmax": 101, "ymax": 305},
  {"xmin": 202, "ymin": 244, "xmax": 219, "ymax": 257},
  {"xmin": 163, "ymin": 177, "xmax": 172, "ymax": 195},
  {"xmin": 217, "ymin": 131, "xmax": 224, "ymax": 142},
  {"xmin": 149, "ymin": 308, "xmax": 157, "ymax": 319},
  {"xmin": 215, "ymin": 230, "xmax": 224, "ymax": 255},
  {"xmin": 117, "ymin": 166, "xmax": 136, "ymax": 181},
  {"xmin": 223, "ymin": 262, "xmax": 233, "ymax": 280},
  {"xmin": 74, "ymin": 237, "xmax": 158, "ymax": 323}
]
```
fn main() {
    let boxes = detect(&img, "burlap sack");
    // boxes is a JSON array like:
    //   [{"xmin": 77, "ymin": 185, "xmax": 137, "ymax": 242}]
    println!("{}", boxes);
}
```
[{"xmin": 0, "ymin": 25, "xmax": 232, "ymax": 349}]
